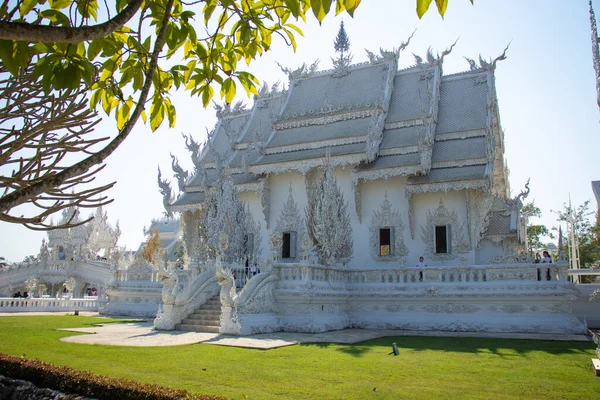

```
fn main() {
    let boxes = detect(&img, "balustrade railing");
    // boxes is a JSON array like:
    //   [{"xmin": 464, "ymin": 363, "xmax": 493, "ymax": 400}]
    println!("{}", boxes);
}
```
[
  {"xmin": 114, "ymin": 269, "xmax": 161, "ymax": 282},
  {"xmin": 273, "ymin": 263, "xmax": 569, "ymax": 286},
  {"xmin": 0, "ymin": 297, "xmax": 98, "ymax": 312}
]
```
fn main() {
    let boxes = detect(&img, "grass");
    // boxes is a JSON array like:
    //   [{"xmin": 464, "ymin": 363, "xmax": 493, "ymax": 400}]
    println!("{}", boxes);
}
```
[{"xmin": 0, "ymin": 315, "xmax": 599, "ymax": 399}]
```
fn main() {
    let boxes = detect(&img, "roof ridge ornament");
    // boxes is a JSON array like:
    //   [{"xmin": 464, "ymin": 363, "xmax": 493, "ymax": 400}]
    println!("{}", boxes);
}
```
[
  {"xmin": 157, "ymin": 167, "xmax": 174, "ymax": 218},
  {"xmin": 367, "ymin": 29, "xmax": 416, "ymax": 64},
  {"xmin": 170, "ymin": 153, "xmax": 188, "ymax": 193},
  {"xmin": 465, "ymin": 42, "xmax": 511, "ymax": 71},
  {"xmin": 213, "ymin": 100, "xmax": 248, "ymax": 119},
  {"xmin": 277, "ymin": 60, "xmax": 320, "ymax": 80},
  {"xmin": 413, "ymin": 38, "xmax": 457, "ymax": 67}
]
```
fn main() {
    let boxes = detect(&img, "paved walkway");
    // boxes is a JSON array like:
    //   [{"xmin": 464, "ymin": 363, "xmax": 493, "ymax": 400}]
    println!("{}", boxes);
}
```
[{"xmin": 1, "ymin": 312, "xmax": 590, "ymax": 349}]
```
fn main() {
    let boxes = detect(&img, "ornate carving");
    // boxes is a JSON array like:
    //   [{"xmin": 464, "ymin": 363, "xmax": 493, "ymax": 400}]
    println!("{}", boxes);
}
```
[
  {"xmin": 468, "ymin": 190, "xmax": 495, "ymax": 249},
  {"xmin": 157, "ymin": 167, "xmax": 174, "ymax": 218},
  {"xmin": 370, "ymin": 193, "xmax": 408, "ymax": 262},
  {"xmin": 464, "ymin": 43, "xmax": 510, "ymax": 71},
  {"xmin": 170, "ymin": 153, "xmax": 189, "ymax": 193},
  {"xmin": 277, "ymin": 60, "xmax": 320, "ymax": 80},
  {"xmin": 306, "ymin": 168, "xmax": 353, "ymax": 266},
  {"xmin": 421, "ymin": 199, "xmax": 470, "ymax": 261}
]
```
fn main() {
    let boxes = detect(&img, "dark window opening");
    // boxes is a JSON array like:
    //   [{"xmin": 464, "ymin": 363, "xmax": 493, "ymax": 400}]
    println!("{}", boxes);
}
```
[
  {"xmin": 379, "ymin": 228, "xmax": 391, "ymax": 256},
  {"xmin": 435, "ymin": 225, "xmax": 448, "ymax": 254},
  {"xmin": 282, "ymin": 232, "xmax": 291, "ymax": 258}
]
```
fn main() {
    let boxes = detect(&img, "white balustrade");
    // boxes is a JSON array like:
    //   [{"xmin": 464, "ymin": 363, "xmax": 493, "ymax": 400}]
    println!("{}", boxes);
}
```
[
  {"xmin": 0, "ymin": 297, "xmax": 98, "ymax": 312},
  {"xmin": 273, "ymin": 263, "xmax": 569, "ymax": 285}
]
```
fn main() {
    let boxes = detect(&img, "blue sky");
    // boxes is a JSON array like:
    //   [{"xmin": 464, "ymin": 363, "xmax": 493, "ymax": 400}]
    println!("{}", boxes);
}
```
[{"xmin": 1, "ymin": 1, "xmax": 599, "ymax": 262}]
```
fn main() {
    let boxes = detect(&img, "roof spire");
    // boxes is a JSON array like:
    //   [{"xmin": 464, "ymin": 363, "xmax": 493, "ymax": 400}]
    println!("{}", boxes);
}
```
[
  {"xmin": 332, "ymin": 21, "xmax": 352, "ymax": 78},
  {"xmin": 334, "ymin": 21, "xmax": 350, "ymax": 57}
]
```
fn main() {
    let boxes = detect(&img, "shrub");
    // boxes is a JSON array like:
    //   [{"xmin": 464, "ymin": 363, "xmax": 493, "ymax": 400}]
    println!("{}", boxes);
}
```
[{"xmin": 0, "ymin": 353, "xmax": 226, "ymax": 400}]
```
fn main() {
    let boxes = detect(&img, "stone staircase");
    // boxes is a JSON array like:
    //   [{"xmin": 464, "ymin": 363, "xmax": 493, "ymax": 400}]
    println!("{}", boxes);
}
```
[{"xmin": 175, "ymin": 295, "xmax": 221, "ymax": 333}]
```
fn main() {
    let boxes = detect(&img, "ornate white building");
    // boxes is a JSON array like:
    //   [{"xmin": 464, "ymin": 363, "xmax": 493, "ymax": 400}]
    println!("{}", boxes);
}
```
[
  {"xmin": 0, "ymin": 207, "xmax": 120, "ymax": 299},
  {"xmin": 151, "ymin": 36, "xmax": 585, "ymax": 337}
]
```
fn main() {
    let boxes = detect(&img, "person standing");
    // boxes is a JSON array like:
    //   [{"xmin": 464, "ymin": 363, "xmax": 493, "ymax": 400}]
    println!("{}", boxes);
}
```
[{"xmin": 416, "ymin": 256, "xmax": 427, "ymax": 281}]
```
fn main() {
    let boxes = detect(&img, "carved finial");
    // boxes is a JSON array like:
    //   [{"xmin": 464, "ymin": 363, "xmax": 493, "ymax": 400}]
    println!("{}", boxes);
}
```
[
  {"xmin": 464, "ymin": 56, "xmax": 478, "ymax": 71},
  {"xmin": 399, "ymin": 29, "xmax": 416, "ymax": 54},
  {"xmin": 491, "ymin": 42, "xmax": 511, "ymax": 69},
  {"xmin": 157, "ymin": 167, "xmax": 174, "ymax": 218},
  {"xmin": 476, "ymin": 42, "xmax": 511, "ymax": 71},
  {"xmin": 438, "ymin": 38, "xmax": 458, "ymax": 63},
  {"xmin": 332, "ymin": 21, "xmax": 352, "ymax": 78},
  {"xmin": 413, "ymin": 53, "xmax": 423, "ymax": 66},
  {"xmin": 334, "ymin": 21, "xmax": 350, "ymax": 57},
  {"xmin": 516, "ymin": 178, "xmax": 530, "ymax": 203},
  {"xmin": 367, "ymin": 31, "xmax": 415, "ymax": 65},
  {"xmin": 170, "ymin": 153, "xmax": 188, "ymax": 193},
  {"xmin": 259, "ymin": 81, "xmax": 269, "ymax": 97},
  {"xmin": 183, "ymin": 133, "xmax": 202, "ymax": 173}
]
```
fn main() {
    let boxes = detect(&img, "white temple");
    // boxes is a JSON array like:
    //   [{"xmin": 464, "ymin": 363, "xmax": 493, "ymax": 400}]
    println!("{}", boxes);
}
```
[
  {"xmin": 151, "ymin": 34, "xmax": 585, "ymax": 337},
  {"xmin": 0, "ymin": 207, "xmax": 119, "ymax": 300}
]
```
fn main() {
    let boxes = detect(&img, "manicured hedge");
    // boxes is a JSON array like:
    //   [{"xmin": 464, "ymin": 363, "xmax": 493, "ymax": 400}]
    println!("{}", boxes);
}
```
[{"xmin": 0, "ymin": 353, "xmax": 226, "ymax": 400}]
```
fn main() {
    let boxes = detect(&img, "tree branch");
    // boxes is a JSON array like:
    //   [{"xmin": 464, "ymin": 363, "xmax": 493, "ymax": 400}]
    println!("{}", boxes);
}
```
[
  {"xmin": 0, "ymin": 0, "xmax": 143, "ymax": 44},
  {"xmin": 0, "ymin": 0, "xmax": 175, "ymax": 214}
]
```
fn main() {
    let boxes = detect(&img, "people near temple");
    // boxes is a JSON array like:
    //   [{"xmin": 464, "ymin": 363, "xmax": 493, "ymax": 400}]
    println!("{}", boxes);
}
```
[
  {"xmin": 541, "ymin": 251, "xmax": 552, "ymax": 263},
  {"xmin": 416, "ymin": 256, "xmax": 427, "ymax": 281},
  {"xmin": 534, "ymin": 253, "xmax": 541, "ymax": 264}
]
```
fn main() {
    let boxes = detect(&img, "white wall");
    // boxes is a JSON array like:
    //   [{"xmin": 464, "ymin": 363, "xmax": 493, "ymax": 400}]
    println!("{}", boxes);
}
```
[{"xmin": 240, "ymin": 168, "xmax": 482, "ymax": 267}]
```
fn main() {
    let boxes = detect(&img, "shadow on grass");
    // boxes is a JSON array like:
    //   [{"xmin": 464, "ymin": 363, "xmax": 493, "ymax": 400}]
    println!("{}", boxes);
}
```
[{"xmin": 299, "ymin": 335, "xmax": 596, "ymax": 358}]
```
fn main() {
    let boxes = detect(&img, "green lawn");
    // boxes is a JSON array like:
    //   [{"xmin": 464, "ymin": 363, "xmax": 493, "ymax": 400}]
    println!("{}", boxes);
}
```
[{"xmin": 0, "ymin": 315, "xmax": 599, "ymax": 399}]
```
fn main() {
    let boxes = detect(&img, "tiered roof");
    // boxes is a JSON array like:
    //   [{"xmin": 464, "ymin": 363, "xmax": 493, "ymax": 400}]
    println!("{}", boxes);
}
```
[{"xmin": 171, "ymin": 46, "xmax": 509, "ymax": 211}]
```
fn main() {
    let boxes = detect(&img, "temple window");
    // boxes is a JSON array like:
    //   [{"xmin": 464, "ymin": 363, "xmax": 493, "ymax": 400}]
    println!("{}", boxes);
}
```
[
  {"xmin": 282, "ymin": 231, "xmax": 297, "ymax": 259},
  {"xmin": 379, "ymin": 228, "xmax": 393, "ymax": 256},
  {"xmin": 434, "ymin": 225, "xmax": 451, "ymax": 254}
]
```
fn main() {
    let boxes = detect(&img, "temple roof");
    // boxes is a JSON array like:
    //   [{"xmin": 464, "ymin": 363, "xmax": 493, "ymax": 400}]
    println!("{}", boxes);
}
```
[{"xmin": 172, "ymin": 48, "xmax": 508, "ymax": 207}]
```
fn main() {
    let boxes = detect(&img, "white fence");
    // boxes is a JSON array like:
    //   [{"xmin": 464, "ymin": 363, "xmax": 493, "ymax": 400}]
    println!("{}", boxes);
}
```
[{"xmin": 0, "ymin": 297, "xmax": 99, "ymax": 313}]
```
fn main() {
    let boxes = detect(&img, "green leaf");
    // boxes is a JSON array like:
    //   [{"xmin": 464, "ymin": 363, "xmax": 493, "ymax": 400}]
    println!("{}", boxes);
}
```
[
  {"xmin": 150, "ymin": 97, "xmax": 165, "ymax": 131},
  {"xmin": 310, "ymin": 0, "xmax": 331, "ymax": 22},
  {"xmin": 343, "ymin": 0, "xmax": 361, "ymax": 16},
  {"xmin": 416, "ymin": 0, "xmax": 433, "ymax": 19},
  {"xmin": 0, "ymin": 40, "xmax": 19, "ymax": 76},
  {"xmin": 40, "ymin": 9, "xmax": 70, "ymax": 26},
  {"xmin": 435, "ymin": 0, "xmax": 447, "ymax": 17},
  {"xmin": 201, "ymin": 85, "xmax": 214, "ymax": 108},
  {"xmin": 166, "ymin": 102, "xmax": 176, "ymax": 128},
  {"xmin": 49, "ymin": 0, "xmax": 71, "ymax": 10},
  {"xmin": 90, "ymin": 89, "xmax": 102, "ymax": 110},
  {"xmin": 284, "ymin": 0, "xmax": 301, "ymax": 18},
  {"xmin": 117, "ymin": 100, "xmax": 131, "ymax": 130},
  {"xmin": 19, "ymin": 0, "xmax": 38, "ymax": 17},
  {"xmin": 220, "ymin": 78, "xmax": 236, "ymax": 103}
]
